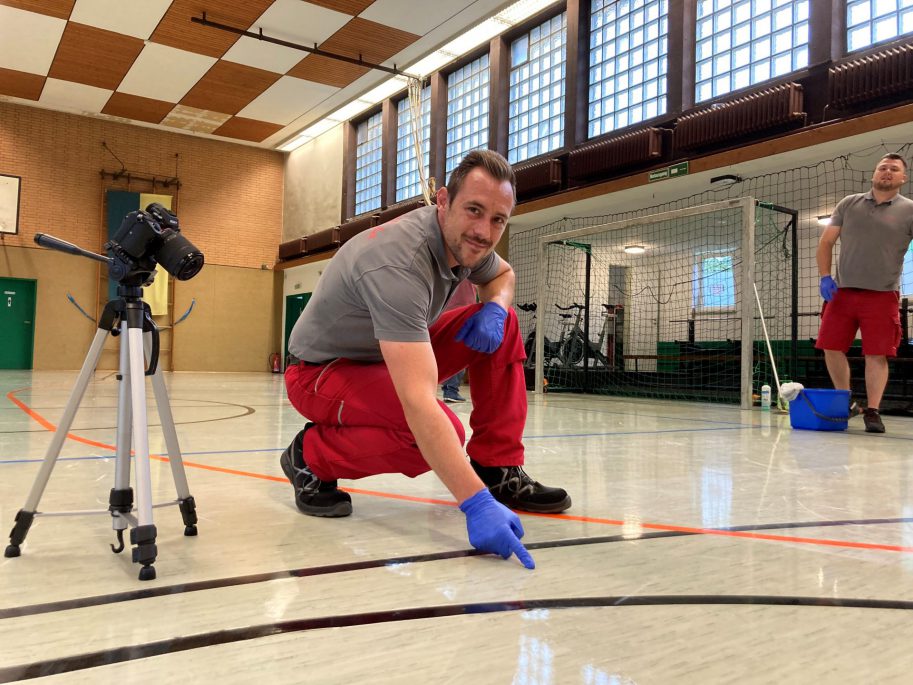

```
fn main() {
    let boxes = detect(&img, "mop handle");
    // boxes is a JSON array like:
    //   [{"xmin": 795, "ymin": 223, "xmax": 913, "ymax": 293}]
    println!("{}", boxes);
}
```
[{"xmin": 752, "ymin": 282, "xmax": 782, "ymax": 393}]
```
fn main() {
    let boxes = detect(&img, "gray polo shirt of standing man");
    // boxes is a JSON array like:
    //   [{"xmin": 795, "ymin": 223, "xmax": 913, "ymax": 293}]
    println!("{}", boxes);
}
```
[
  {"xmin": 830, "ymin": 190, "xmax": 913, "ymax": 291},
  {"xmin": 288, "ymin": 205, "xmax": 500, "ymax": 363}
]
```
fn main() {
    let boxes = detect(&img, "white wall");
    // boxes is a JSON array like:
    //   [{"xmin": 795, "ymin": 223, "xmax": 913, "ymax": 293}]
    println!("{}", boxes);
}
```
[{"xmin": 283, "ymin": 125, "xmax": 345, "ymax": 243}]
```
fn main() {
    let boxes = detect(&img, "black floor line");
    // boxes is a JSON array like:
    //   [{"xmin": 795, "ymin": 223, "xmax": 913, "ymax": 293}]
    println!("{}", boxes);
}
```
[
  {"xmin": 2, "ymin": 516, "xmax": 909, "ymax": 620},
  {"xmin": 2, "ymin": 594, "xmax": 912, "ymax": 682}
]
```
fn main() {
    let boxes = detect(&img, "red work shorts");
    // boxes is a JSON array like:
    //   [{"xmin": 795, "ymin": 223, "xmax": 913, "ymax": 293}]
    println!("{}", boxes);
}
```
[{"xmin": 815, "ymin": 288, "xmax": 901, "ymax": 357}]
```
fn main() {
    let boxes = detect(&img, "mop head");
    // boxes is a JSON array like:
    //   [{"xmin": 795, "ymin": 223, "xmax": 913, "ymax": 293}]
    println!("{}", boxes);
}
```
[{"xmin": 779, "ymin": 382, "xmax": 805, "ymax": 402}]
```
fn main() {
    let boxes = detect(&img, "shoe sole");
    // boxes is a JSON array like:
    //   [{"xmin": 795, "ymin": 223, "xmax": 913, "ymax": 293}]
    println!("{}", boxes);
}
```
[
  {"xmin": 498, "ymin": 493, "xmax": 572, "ymax": 514},
  {"xmin": 280, "ymin": 451, "xmax": 353, "ymax": 518},
  {"xmin": 443, "ymin": 398, "xmax": 465, "ymax": 403},
  {"xmin": 865, "ymin": 425, "xmax": 886, "ymax": 434}
]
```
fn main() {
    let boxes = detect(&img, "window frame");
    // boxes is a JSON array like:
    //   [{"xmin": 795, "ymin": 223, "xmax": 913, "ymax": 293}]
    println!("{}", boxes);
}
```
[{"xmin": 586, "ymin": 0, "xmax": 672, "ymax": 140}]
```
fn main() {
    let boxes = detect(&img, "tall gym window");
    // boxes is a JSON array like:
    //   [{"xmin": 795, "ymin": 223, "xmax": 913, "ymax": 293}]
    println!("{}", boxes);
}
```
[
  {"xmin": 695, "ymin": 0, "xmax": 809, "ymax": 103},
  {"xmin": 693, "ymin": 254, "xmax": 736, "ymax": 310},
  {"xmin": 354, "ymin": 111, "xmax": 383, "ymax": 215},
  {"xmin": 446, "ymin": 54, "xmax": 490, "ymax": 178},
  {"xmin": 846, "ymin": 0, "xmax": 913, "ymax": 53},
  {"xmin": 508, "ymin": 12, "xmax": 567, "ymax": 164},
  {"xmin": 588, "ymin": 0, "xmax": 668, "ymax": 138},
  {"xmin": 395, "ymin": 85, "xmax": 431, "ymax": 202}
]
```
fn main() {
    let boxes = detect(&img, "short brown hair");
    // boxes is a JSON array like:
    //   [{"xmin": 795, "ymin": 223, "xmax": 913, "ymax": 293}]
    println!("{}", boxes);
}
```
[
  {"xmin": 880, "ymin": 153, "xmax": 907, "ymax": 170},
  {"xmin": 446, "ymin": 150, "xmax": 516, "ymax": 202}
]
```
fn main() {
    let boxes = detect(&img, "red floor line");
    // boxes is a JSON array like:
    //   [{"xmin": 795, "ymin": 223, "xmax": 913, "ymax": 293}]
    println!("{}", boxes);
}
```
[{"xmin": 7, "ymin": 388, "xmax": 912, "ymax": 554}]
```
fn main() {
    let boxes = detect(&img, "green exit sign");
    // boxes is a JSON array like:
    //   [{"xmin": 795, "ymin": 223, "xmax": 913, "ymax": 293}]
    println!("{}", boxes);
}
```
[{"xmin": 648, "ymin": 161, "xmax": 690, "ymax": 182}]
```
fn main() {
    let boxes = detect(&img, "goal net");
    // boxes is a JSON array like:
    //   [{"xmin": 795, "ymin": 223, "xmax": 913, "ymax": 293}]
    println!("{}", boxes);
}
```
[{"xmin": 523, "ymin": 198, "xmax": 797, "ymax": 408}]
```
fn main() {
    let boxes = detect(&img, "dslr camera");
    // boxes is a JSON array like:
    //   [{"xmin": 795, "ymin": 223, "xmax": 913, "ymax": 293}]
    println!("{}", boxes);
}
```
[{"xmin": 106, "ymin": 203, "xmax": 204, "ymax": 285}]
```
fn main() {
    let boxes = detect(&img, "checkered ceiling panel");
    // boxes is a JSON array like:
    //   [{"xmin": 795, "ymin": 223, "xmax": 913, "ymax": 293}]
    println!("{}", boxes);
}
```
[{"xmin": 0, "ymin": 0, "xmax": 503, "ymax": 147}]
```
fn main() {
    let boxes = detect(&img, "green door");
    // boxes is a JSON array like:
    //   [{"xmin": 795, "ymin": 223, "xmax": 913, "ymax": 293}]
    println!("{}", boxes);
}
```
[
  {"xmin": 284, "ymin": 292, "xmax": 311, "ymax": 363},
  {"xmin": 0, "ymin": 277, "xmax": 37, "ymax": 369}
]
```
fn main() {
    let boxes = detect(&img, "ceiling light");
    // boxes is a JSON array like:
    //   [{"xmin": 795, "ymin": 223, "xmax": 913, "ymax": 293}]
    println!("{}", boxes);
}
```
[
  {"xmin": 496, "ymin": 0, "xmax": 562, "ymax": 24},
  {"xmin": 406, "ymin": 50, "xmax": 455, "ymax": 78},
  {"xmin": 624, "ymin": 245, "xmax": 646, "ymax": 254},
  {"xmin": 278, "ymin": 133, "xmax": 313, "ymax": 152},
  {"xmin": 817, "ymin": 215, "xmax": 832, "ymax": 226},
  {"xmin": 330, "ymin": 99, "xmax": 374, "ymax": 122},
  {"xmin": 443, "ymin": 18, "xmax": 506, "ymax": 56},
  {"xmin": 710, "ymin": 174, "xmax": 742, "ymax": 187},
  {"xmin": 361, "ymin": 76, "xmax": 410, "ymax": 105}
]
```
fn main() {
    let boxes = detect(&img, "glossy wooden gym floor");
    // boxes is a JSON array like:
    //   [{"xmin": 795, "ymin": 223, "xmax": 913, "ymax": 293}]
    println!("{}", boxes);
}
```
[{"xmin": 2, "ymin": 370, "xmax": 912, "ymax": 683}]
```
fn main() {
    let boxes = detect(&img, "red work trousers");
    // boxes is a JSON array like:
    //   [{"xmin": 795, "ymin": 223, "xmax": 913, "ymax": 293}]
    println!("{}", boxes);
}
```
[{"xmin": 284, "ymin": 303, "xmax": 528, "ymax": 481}]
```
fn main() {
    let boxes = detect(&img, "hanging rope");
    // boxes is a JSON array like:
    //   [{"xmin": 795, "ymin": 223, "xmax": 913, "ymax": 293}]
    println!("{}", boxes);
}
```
[{"xmin": 407, "ymin": 77, "xmax": 433, "ymax": 206}]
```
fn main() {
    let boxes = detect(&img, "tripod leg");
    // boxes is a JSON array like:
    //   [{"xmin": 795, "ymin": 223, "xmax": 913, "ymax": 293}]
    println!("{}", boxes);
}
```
[
  {"xmin": 125, "ymin": 323, "xmax": 157, "ymax": 581},
  {"xmin": 6, "ymin": 329, "xmax": 109, "ymax": 558},
  {"xmin": 109, "ymin": 321, "xmax": 133, "ymax": 552},
  {"xmin": 146, "ymin": 331, "xmax": 198, "ymax": 537}
]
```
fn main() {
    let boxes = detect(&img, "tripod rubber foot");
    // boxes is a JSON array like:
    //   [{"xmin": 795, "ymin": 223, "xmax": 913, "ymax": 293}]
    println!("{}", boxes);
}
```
[
  {"xmin": 138, "ymin": 565, "xmax": 156, "ymax": 581},
  {"xmin": 4, "ymin": 544, "xmax": 21, "ymax": 558},
  {"xmin": 184, "ymin": 525, "xmax": 198, "ymax": 536}
]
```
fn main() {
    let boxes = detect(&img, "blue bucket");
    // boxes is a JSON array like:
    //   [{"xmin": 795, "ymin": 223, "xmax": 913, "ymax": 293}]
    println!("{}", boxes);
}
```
[{"xmin": 789, "ymin": 389, "xmax": 850, "ymax": 431}]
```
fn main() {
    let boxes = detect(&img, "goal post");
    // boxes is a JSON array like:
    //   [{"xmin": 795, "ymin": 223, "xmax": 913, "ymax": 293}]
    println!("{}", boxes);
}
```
[{"xmin": 532, "ymin": 198, "xmax": 769, "ymax": 408}]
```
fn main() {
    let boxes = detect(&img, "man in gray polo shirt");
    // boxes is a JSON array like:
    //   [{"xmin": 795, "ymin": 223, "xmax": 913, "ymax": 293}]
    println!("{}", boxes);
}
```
[
  {"xmin": 282, "ymin": 150, "xmax": 570, "ymax": 569},
  {"xmin": 816, "ymin": 153, "xmax": 913, "ymax": 433}
]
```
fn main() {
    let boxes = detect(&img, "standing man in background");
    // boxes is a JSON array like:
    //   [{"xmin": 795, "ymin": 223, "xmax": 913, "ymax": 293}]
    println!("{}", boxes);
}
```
[
  {"xmin": 816, "ymin": 153, "xmax": 913, "ymax": 433},
  {"xmin": 441, "ymin": 279, "xmax": 477, "ymax": 403},
  {"xmin": 282, "ymin": 150, "xmax": 571, "ymax": 569}
]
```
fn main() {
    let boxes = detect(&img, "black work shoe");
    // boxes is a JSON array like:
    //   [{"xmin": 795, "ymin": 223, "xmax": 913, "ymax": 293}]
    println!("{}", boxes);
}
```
[
  {"xmin": 863, "ymin": 408, "xmax": 885, "ymax": 434},
  {"xmin": 280, "ymin": 425, "xmax": 352, "ymax": 517},
  {"xmin": 471, "ymin": 460, "xmax": 571, "ymax": 513}
]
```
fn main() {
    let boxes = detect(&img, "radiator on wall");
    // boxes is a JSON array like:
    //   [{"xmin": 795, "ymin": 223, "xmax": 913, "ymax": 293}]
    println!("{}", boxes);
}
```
[
  {"xmin": 513, "ymin": 157, "xmax": 563, "ymax": 200},
  {"xmin": 675, "ymin": 83, "xmax": 806, "ymax": 152},
  {"xmin": 338, "ymin": 213, "xmax": 378, "ymax": 245},
  {"xmin": 303, "ymin": 226, "xmax": 340, "ymax": 255},
  {"xmin": 567, "ymin": 127, "xmax": 665, "ymax": 183},
  {"xmin": 377, "ymin": 198, "xmax": 427, "ymax": 225},
  {"xmin": 829, "ymin": 44, "xmax": 913, "ymax": 110},
  {"xmin": 278, "ymin": 237, "xmax": 307, "ymax": 261}
]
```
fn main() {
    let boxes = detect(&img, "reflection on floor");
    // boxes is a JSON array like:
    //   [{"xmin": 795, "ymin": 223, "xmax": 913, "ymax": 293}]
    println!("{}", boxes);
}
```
[{"xmin": 2, "ymin": 370, "xmax": 913, "ymax": 683}]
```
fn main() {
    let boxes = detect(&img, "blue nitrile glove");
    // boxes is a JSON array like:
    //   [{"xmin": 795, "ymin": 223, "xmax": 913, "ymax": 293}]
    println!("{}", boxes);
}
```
[
  {"xmin": 819, "ymin": 275, "xmax": 837, "ymax": 302},
  {"xmin": 455, "ymin": 302, "xmax": 508, "ymax": 353},
  {"xmin": 460, "ymin": 488, "xmax": 535, "ymax": 569}
]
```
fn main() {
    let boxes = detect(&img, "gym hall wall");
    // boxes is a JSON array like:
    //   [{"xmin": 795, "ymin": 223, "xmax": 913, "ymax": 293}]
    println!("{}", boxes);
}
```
[{"xmin": 0, "ymin": 100, "xmax": 284, "ymax": 371}]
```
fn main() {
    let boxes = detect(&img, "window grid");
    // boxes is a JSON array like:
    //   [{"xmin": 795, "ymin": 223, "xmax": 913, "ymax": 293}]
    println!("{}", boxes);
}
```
[
  {"xmin": 693, "ymin": 254, "xmax": 736, "ymax": 310},
  {"xmin": 446, "ymin": 55, "xmax": 491, "ymax": 178},
  {"xmin": 508, "ymin": 12, "xmax": 567, "ymax": 164},
  {"xmin": 846, "ymin": 0, "xmax": 913, "ymax": 53},
  {"xmin": 588, "ymin": 0, "xmax": 669, "ymax": 138},
  {"xmin": 695, "ymin": 0, "xmax": 809, "ymax": 103},
  {"xmin": 354, "ymin": 112, "xmax": 383, "ymax": 215},
  {"xmin": 395, "ymin": 86, "xmax": 431, "ymax": 202}
]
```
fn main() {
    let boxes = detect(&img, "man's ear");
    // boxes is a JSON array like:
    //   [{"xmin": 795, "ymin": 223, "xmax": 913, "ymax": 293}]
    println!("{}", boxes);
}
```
[{"xmin": 436, "ymin": 185, "xmax": 449, "ymax": 209}]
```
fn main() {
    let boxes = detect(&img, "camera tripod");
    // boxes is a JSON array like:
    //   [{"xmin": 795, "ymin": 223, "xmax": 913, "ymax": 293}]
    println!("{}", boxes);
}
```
[{"xmin": 5, "ymin": 285, "xmax": 198, "ymax": 581}]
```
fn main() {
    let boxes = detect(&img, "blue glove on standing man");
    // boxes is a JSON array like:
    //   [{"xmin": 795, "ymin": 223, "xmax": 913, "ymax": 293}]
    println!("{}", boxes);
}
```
[
  {"xmin": 460, "ymin": 488, "xmax": 535, "ymax": 569},
  {"xmin": 456, "ymin": 301, "xmax": 508, "ymax": 353},
  {"xmin": 819, "ymin": 275, "xmax": 837, "ymax": 302}
]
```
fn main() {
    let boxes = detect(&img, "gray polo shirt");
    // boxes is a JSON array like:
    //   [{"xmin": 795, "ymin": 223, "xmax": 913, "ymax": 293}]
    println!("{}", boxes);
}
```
[
  {"xmin": 830, "ymin": 190, "xmax": 913, "ymax": 291},
  {"xmin": 289, "ymin": 205, "xmax": 501, "ymax": 363}
]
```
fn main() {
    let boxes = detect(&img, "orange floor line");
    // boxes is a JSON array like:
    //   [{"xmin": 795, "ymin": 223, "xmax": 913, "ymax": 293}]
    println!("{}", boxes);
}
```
[{"xmin": 8, "ymin": 387, "xmax": 912, "ymax": 554}]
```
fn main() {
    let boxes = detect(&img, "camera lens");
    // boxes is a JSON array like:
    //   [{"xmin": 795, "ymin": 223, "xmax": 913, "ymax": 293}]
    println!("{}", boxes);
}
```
[{"xmin": 157, "ymin": 231, "xmax": 204, "ymax": 281}]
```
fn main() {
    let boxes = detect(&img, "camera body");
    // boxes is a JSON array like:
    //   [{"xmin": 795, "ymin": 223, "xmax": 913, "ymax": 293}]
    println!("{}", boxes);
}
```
[{"xmin": 105, "ymin": 203, "xmax": 204, "ymax": 285}]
